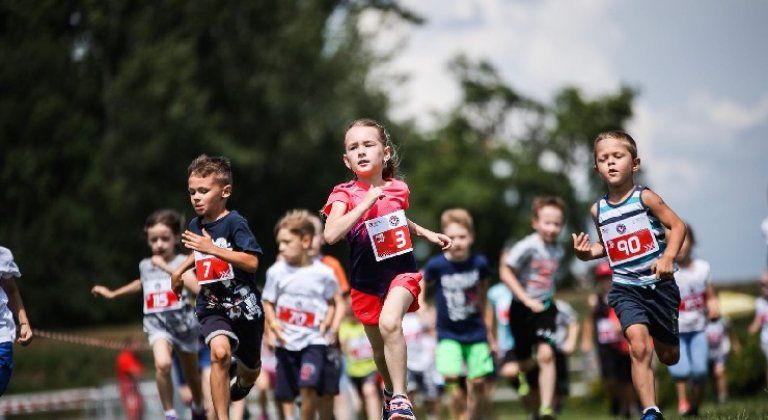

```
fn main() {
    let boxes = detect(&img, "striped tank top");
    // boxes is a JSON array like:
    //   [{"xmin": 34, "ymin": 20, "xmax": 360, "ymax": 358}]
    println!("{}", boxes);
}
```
[{"xmin": 596, "ymin": 186, "xmax": 668, "ymax": 286}]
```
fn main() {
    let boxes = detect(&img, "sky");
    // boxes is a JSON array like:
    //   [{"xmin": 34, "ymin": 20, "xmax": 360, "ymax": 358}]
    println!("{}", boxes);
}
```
[{"xmin": 365, "ymin": 0, "xmax": 768, "ymax": 282}]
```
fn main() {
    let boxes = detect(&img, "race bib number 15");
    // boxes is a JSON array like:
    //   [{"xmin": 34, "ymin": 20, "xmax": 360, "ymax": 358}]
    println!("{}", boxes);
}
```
[
  {"xmin": 600, "ymin": 212, "xmax": 660, "ymax": 266},
  {"xmin": 365, "ymin": 210, "xmax": 413, "ymax": 262}
]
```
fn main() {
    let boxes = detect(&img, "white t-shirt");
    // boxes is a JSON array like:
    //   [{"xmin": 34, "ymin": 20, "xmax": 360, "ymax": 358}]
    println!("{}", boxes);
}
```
[
  {"xmin": 505, "ymin": 233, "xmax": 564, "ymax": 301},
  {"xmin": 263, "ymin": 260, "xmax": 338, "ymax": 351},
  {"xmin": 705, "ymin": 318, "xmax": 731, "ymax": 360},
  {"xmin": 676, "ymin": 259, "xmax": 711, "ymax": 333},
  {"xmin": 0, "ymin": 247, "xmax": 21, "ymax": 344},
  {"xmin": 553, "ymin": 300, "xmax": 577, "ymax": 350},
  {"xmin": 756, "ymin": 296, "xmax": 768, "ymax": 354},
  {"xmin": 403, "ymin": 312, "xmax": 436, "ymax": 373}
]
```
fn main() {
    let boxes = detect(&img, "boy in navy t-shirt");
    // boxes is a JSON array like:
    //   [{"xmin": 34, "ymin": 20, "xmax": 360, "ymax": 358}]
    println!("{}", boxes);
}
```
[
  {"xmin": 423, "ymin": 208, "xmax": 494, "ymax": 420},
  {"xmin": 172, "ymin": 155, "xmax": 265, "ymax": 420}
]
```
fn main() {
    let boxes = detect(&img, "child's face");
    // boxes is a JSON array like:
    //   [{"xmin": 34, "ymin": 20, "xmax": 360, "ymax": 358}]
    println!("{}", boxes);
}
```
[
  {"xmin": 594, "ymin": 138, "xmax": 640, "ymax": 187},
  {"xmin": 343, "ymin": 126, "xmax": 391, "ymax": 179},
  {"xmin": 146, "ymin": 223, "xmax": 176, "ymax": 257},
  {"xmin": 532, "ymin": 205, "xmax": 564, "ymax": 244},
  {"xmin": 443, "ymin": 222, "xmax": 474, "ymax": 260},
  {"xmin": 188, "ymin": 174, "xmax": 231, "ymax": 217},
  {"xmin": 276, "ymin": 228, "xmax": 310, "ymax": 266}
]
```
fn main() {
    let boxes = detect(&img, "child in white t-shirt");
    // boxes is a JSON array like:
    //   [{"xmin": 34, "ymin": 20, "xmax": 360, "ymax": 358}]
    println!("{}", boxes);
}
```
[{"xmin": 0, "ymin": 247, "xmax": 33, "ymax": 396}]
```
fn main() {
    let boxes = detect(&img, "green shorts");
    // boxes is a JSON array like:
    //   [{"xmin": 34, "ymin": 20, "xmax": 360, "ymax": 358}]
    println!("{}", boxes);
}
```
[{"xmin": 435, "ymin": 339, "xmax": 494, "ymax": 380}]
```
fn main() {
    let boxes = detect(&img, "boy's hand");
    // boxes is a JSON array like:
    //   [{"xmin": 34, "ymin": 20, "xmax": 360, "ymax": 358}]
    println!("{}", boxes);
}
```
[
  {"xmin": 572, "ymin": 232, "xmax": 593, "ymax": 260},
  {"xmin": 525, "ymin": 298, "xmax": 545, "ymax": 313},
  {"xmin": 363, "ymin": 186, "xmax": 385, "ymax": 208},
  {"xmin": 270, "ymin": 322, "xmax": 286, "ymax": 346},
  {"xmin": 171, "ymin": 271, "xmax": 184, "ymax": 294},
  {"xmin": 181, "ymin": 229, "xmax": 215, "ymax": 254},
  {"xmin": 561, "ymin": 340, "xmax": 576, "ymax": 355},
  {"xmin": 651, "ymin": 255, "xmax": 675, "ymax": 279},
  {"xmin": 91, "ymin": 285, "xmax": 113, "ymax": 299},
  {"xmin": 16, "ymin": 323, "xmax": 32, "ymax": 346}
]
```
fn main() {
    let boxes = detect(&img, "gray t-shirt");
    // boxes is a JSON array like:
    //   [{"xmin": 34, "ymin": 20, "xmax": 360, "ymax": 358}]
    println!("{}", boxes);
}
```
[
  {"xmin": 140, "ymin": 255, "xmax": 199, "ymax": 343},
  {"xmin": 505, "ymin": 233, "xmax": 564, "ymax": 301}
]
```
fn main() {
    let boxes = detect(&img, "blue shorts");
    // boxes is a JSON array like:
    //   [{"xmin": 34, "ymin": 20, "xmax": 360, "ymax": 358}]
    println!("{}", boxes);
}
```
[
  {"xmin": 668, "ymin": 330, "xmax": 708, "ymax": 381},
  {"xmin": 275, "ymin": 345, "xmax": 329, "ymax": 400},
  {"xmin": 608, "ymin": 280, "xmax": 680, "ymax": 346},
  {"xmin": 0, "ymin": 342, "xmax": 12, "ymax": 396}
]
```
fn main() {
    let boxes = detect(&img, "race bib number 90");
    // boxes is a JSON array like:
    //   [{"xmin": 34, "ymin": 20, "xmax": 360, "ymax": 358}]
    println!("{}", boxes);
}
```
[
  {"xmin": 365, "ymin": 210, "xmax": 413, "ymax": 262},
  {"xmin": 600, "ymin": 213, "xmax": 660, "ymax": 266},
  {"xmin": 194, "ymin": 250, "xmax": 235, "ymax": 285}
]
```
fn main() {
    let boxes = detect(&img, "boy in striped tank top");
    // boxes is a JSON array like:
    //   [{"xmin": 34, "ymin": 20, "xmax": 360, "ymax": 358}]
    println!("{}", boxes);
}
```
[{"xmin": 573, "ymin": 131, "xmax": 687, "ymax": 420}]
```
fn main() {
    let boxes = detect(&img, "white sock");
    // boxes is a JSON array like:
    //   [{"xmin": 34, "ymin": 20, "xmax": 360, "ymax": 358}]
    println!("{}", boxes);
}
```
[
  {"xmin": 164, "ymin": 409, "xmax": 178, "ymax": 417},
  {"xmin": 643, "ymin": 406, "xmax": 661, "ymax": 414}
]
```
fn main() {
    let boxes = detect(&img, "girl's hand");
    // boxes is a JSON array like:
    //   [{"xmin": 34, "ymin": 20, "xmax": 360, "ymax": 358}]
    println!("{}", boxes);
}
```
[
  {"xmin": 150, "ymin": 255, "xmax": 171, "ymax": 273},
  {"xmin": 181, "ymin": 229, "xmax": 215, "ymax": 254},
  {"xmin": 91, "ymin": 285, "xmax": 114, "ymax": 299},
  {"xmin": 424, "ymin": 231, "xmax": 452, "ymax": 250},
  {"xmin": 363, "ymin": 186, "xmax": 385, "ymax": 207},
  {"xmin": 572, "ymin": 232, "xmax": 593, "ymax": 260},
  {"xmin": 16, "ymin": 323, "xmax": 33, "ymax": 346},
  {"xmin": 651, "ymin": 255, "xmax": 675, "ymax": 279}
]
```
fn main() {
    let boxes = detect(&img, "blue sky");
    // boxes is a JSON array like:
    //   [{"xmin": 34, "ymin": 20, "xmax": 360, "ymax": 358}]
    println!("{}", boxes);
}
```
[{"xmin": 365, "ymin": 0, "xmax": 768, "ymax": 282}]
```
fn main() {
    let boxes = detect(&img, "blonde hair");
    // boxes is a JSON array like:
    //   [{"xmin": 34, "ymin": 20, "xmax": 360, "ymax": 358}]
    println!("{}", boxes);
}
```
[
  {"xmin": 594, "ymin": 131, "xmax": 637, "ymax": 164},
  {"xmin": 345, "ymin": 118, "xmax": 400, "ymax": 179},
  {"xmin": 275, "ymin": 209, "xmax": 315, "ymax": 238},
  {"xmin": 441, "ymin": 208, "xmax": 474, "ymax": 233}
]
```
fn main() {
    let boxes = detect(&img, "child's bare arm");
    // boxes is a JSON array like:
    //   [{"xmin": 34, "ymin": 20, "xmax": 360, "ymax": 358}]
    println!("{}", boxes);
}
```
[
  {"xmin": 580, "ymin": 294, "xmax": 597, "ymax": 353},
  {"xmin": 263, "ymin": 300, "xmax": 285, "ymax": 344},
  {"xmin": 748, "ymin": 312, "xmax": 761, "ymax": 335},
  {"xmin": 407, "ymin": 220, "xmax": 452, "ymax": 250},
  {"xmin": 91, "ymin": 279, "xmax": 141, "ymax": 299},
  {"xmin": 171, "ymin": 254, "xmax": 195, "ymax": 293},
  {"xmin": 181, "ymin": 229, "xmax": 259, "ymax": 273},
  {"xmin": 705, "ymin": 281, "xmax": 720, "ymax": 320},
  {"xmin": 642, "ymin": 189, "xmax": 686, "ymax": 279},
  {"xmin": 4, "ymin": 278, "xmax": 32, "ymax": 345},
  {"xmin": 563, "ymin": 319, "xmax": 580, "ymax": 355},
  {"xmin": 572, "ymin": 204, "xmax": 606, "ymax": 261},
  {"xmin": 324, "ymin": 187, "xmax": 384, "ymax": 244},
  {"xmin": 500, "ymin": 264, "xmax": 544, "ymax": 313},
  {"xmin": 329, "ymin": 291, "xmax": 345, "ymax": 339}
]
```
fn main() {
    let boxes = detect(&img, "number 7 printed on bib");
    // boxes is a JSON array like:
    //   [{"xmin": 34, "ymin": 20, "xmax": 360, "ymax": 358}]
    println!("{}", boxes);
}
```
[
  {"xmin": 600, "ymin": 212, "xmax": 660, "ymax": 267},
  {"xmin": 194, "ymin": 246, "xmax": 235, "ymax": 285},
  {"xmin": 365, "ymin": 209, "xmax": 413, "ymax": 262}
]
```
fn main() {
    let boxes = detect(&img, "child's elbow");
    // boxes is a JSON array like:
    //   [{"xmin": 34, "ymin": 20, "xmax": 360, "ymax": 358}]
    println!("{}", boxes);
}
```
[
  {"xmin": 244, "ymin": 256, "xmax": 260, "ymax": 273},
  {"xmin": 323, "ymin": 231, "xmax": 340, "ymax": 245}
]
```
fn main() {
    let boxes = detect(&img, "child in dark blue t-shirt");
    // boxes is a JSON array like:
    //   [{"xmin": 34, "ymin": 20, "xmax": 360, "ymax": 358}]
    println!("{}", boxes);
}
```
[
  {"xmin": 172, "ymin": 155, "xmax": 265, "ymax": 419},
  {"xmin": 423, "ymin": 209, "xmax": 494, "ymax": 420}
]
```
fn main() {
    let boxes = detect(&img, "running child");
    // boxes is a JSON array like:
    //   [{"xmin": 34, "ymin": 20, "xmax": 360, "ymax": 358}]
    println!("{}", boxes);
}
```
[
  {"xmin": 423, "ymin": 208, "xmax": 493, "ymax": 420},
  {"xmin": 668, "ymin": 225, "xmax": 719, "ymax": 416},
  {"xmin": 500, "ymin": 196, "xmax": 567, "ymax": 420},
  {"xmin": 323, "ymin": 118, "xmax": 452, "ymax": 419},
  {"xmin": 573, "ymin": 131, "xmax": 687, "ymax": 420},
  {"xmin": 263, "ymin": 209, "xmax": 341, "ymax": 420},
  {"xmin": 171, "ymin": 155, "xmax": 265, "ymax": 420},
  {"xmin": 0, "ymin": 247, "xmax": 33, "ymax": 396},
  {"xmin": 91, "ymin": 209, "xmax": 206, "ymax": 420},
  {"xmin": 748, "ymin": 271, "xmax": 768, "ymax": 387}
]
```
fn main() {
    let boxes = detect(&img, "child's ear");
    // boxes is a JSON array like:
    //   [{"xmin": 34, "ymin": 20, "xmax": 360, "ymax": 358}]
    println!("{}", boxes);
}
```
[
  {"xmin": 342, "ymin": 154, "xmax": 352, "ymax": 171},
  {"xmin": 222, "ymin": 184, "xmax": 232, "ymax": 198},
  {"xmin": 632, "ymin": 157, "xmax": 641, "ymax": 172},
  {"xmin": 302, "ymin": 234, "xmax": 312, "ymax": 249}
]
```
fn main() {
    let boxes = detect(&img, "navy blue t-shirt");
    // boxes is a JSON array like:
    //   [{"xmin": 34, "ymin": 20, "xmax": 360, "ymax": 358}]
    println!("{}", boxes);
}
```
[
  {"xmin": 423, "ymin": 253, "xmax": 490, "ymax": 343},
  {"xmin": 189, "ymin": 211, "xmax": 263, "ymax": 315}
]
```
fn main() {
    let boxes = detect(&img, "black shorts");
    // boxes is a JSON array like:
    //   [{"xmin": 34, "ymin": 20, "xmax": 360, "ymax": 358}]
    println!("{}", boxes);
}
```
[
  {"xmin": 275, "ymin": 345, "xmax": 329, "ymax": 400},
  {"xmin": 509, "ymin": 299, "xmax": 558, "ymax": 360},
  {"xmin": 199, "ymin": 310, "xmax": 264, "ymax": 370},
  {"xmin": 607, "ymin": 280, "xmax": 681, "ymax": 346},
  {"xmin": 598, "ymin": 344, "xmax": 632, "ymax": 384},
  {"xmin": 322, "ymin": 345, "xmax": 342, "ymax": 396}
]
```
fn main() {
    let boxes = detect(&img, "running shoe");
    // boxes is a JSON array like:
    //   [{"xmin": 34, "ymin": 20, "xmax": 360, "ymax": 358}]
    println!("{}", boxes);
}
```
[
  {"xmin": 640, "ymin": 408, "xmax": 664, "ymax": 420},
  {"xmin": 230, "ymin": 377, "xmax": 254, "ymax": 401},
  {"xmin": 388, "ymin": 394, "xmax": 416, "ymax": 420}
]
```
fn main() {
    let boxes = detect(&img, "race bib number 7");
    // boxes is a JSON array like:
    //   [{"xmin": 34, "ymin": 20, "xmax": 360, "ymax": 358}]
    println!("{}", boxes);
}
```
[
  {"xmin": 365, "ymin": 209, "xmax": 413, "ymax": 262},
  {"xmin": 194, "ymin": 250, "xmax": 235, "ymax": 285},
  {"xmin": 600, "ymin": 212, "xmax": 660, "ymax": 267}
]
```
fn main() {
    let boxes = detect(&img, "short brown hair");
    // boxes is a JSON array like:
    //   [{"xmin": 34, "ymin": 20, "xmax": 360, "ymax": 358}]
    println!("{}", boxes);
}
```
[
  {"xmin": 145, "ymin": 209, "xmax": 183, "ymax": 235},
  {"xmin": 275, "ymin": 209, "xmax": 315, "ymax": 238},
  {"xmin": 594, "ymin": 131, "xmax": 638, "ymax": 164},
  {"xmin": 187, "ymin": 154, "xmax": 232, "ymax": 185},
  {"xmin": 345, "ymin": 118, "xmax": 400, "ymax": 179},
  {"xmin": 532, "ymin": 196, "xmax": 566, "ymax": 219},
  {"xmin": 441, "ymin": 208, "xmax": 474, "ymax": 233}
]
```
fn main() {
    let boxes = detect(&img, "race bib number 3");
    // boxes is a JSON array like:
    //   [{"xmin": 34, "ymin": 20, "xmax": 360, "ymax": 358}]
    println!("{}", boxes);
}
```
[
  {"xmin": 365, "ymin": 210, "xmax": 413, "ymax": 262},
  {"xmin": 194, "ymin": 251, "xmax": 235, "ymax": 285},
  {"xmin": 277, "ymin": 306, "xmax": 316, "ymax": 328},
  {"xmin": 600, "ymin": 213, "xmax": 660, "ymax": 266}
]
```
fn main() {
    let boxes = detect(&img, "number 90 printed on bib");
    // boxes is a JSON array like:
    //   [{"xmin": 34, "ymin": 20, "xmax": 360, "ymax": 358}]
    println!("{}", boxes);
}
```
[
  {"xmin": 365, "ymin": 209, "xmax": 413, "ymax": 262},
  {"xmin": 600, "ymin": 212, "xmax": 660, "ymax": 267}
]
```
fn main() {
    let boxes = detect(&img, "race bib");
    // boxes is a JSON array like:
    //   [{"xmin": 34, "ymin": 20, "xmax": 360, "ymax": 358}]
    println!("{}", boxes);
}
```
[
  {"xmin": 680, "ymin": 291, "xmax": 706, "ymax": 311},
  {"xmin": 194, "ymin": 250, "xmax": 234, "ymax": 285},
  {"xmin": 365, "ymin": 210, "xmax": 413, "ymax": 261},
  {"xmin": 596, "ymin": 318, "xmax": 622, "ymax": 344},
  {"xmin": 348, "ymin": 337, "xmax": 374, "ymax": 360},
  {"xmin": 277, "ymin": 306, "xmax": 317, "ymax": 328},
  {"xmin": 600, "ymin": 212, "xmax": 660, "ymax": 266},
  {"xmin": 143, "ymin": 277, "xmax": 182, "ymax": 314}
]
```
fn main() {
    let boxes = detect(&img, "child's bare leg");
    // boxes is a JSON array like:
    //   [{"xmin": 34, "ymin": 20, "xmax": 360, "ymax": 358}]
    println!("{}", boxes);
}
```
[
  {"xmin": 279, "ymin": 400, "xmax": 294, "ymax": 420},
  {"xmin": 209, "ymin": 335, "xmax": 233, "ymax": 420},
  {"xmin": 713, "ymin": 362, "xmax": 727, "ymax": 401},
  {"xmin": 447, "ymin": 380, "xmax": 467, "ymax": 420},
  {"xmin": 467, "ymin": 377, "xmax": 487, "ymax": 420},
  {"xmin": 151, "ymin": 339, "xmax": 175, "ymax": 411},
  {"xmin": 300, "ymin": 387, "xmax": 318, "ymax": 420},
  {"xmin": 363, "ymin": 326, "xmax": 393, "ymax": 391},
  {"xmin": 177, "ymin": 350, "xmax": 205, "ymax": 408},
  {"xmin": 626, "ymin": 324, "xmax": 656, "ymax": 408},
  {"xmin": 536, "ymin": 343, "xmax": 556, "ymax": 410},
  {"xmin": 362, "ymin": 380, "xmax": 382, "ymax": 420},
  {"xmin": 378, "ymin": 287, "xmax": 413, "ymax": 395}
]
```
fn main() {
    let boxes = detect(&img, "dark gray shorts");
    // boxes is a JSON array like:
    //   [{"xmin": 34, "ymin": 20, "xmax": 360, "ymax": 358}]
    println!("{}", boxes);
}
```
[{"xmin": 607, "ymin": 280, "xmax": 681, "ymax": 346}]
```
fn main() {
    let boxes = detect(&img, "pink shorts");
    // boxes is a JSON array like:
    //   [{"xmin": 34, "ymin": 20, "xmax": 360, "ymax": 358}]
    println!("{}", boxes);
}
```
[{"xmin": 350, "ymin": 273, "xmax": 422, "ymax": 326}]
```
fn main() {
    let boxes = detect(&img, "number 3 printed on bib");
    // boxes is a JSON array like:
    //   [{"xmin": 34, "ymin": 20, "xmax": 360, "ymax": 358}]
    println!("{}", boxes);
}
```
[
  {"xmin": 600, "ymin": 212, "xmax": 660, "ymax": 266},
  {"xmin": 365, "ymin": 210, "xmax": 413, "ymax": 261}
]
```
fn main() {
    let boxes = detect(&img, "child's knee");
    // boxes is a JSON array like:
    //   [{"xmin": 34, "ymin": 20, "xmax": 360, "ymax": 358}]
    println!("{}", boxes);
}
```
[
  {"xmin": 154, "ymin": 358, "xmax": 172, "ymax": 375},
  {"xmin": 628, "ymin": 339, "xmax": 652, "ymax": 361},
  {"xmin": 537, "ymin": 344, "xmax": 554, "ymax": 364},
  {"xmin": 209, "ymin": 341, "xmax": 232, "ymax": 364},
  {"xmin": 378, "ymin": 313, "xmax": 402, "ymax": 337}
]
